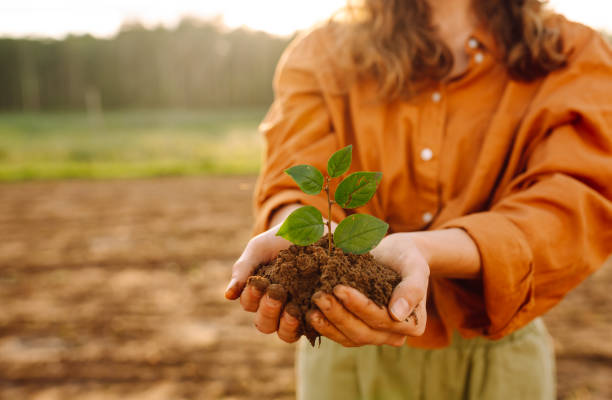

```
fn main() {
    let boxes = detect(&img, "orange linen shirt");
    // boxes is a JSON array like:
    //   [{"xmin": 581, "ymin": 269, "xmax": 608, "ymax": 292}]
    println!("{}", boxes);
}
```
[{"xmin": 253, "ymin": 16, "xmax": 612, "ymax": 348}]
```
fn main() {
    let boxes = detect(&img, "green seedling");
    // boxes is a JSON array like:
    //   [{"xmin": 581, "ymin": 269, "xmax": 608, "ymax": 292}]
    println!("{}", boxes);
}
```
[{"xmin": 277, "ymin": 145, "xmax": 388, "ymax": 256}]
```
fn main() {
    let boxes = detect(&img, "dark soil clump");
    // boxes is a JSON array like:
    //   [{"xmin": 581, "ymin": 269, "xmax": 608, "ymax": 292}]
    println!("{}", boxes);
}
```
[{"xmin": 250, "ymin": 234, "xmax": 401, "ymax": 345}]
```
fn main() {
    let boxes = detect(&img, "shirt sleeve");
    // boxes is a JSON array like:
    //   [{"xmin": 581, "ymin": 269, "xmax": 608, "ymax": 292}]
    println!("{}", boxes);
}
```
[
  {"xmin": 435, "ymin": 30, "xmax": 612, "ymax": 339},
  {"xmin": 252, "ymin": 29, "xmax": 346, "ymax": 234}
]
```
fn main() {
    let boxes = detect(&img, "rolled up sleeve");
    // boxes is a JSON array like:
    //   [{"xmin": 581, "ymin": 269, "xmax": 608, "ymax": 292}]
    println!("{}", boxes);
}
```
[
  {"xmin": 431, "ymin": 29, "xmax": 612, "ymax": 339},
  {"xmin": 436, "ymin": 211, "xmax": 534, "ymax": 337},
  {"xmin": 437, "ymin": 119, "xmax": 612, "ymax": 339}
]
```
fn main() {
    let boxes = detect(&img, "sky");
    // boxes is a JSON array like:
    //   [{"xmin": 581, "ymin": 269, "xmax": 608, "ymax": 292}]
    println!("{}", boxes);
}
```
[{"xmin": 0, "ymin": 0, "xmax": 610, "ymax": 39}]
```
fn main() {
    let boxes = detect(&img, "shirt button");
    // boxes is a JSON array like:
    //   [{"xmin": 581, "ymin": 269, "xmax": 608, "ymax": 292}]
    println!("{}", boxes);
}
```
[
  {"xmin": 474, "ymin": 52, "xmax": 484, "ymax": 64},
  {"xmin": 420, "ymin": 148, "xmax": 433, "ymax": 161},
  {"xmin": 431, "ymin": 91, "xmax": 441, "ymax": 103},
  {"xmin": 422, "ymin": 212, "xmax": 433, "ymax": 224},
  {"xmin": 468, "ymin": 38, "xmax": 479, "ymax": 49}
]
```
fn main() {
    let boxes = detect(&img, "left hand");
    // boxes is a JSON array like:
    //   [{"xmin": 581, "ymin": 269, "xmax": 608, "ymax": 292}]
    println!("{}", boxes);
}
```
[{"xmin": 309, "ymin": 233, "xmax": 430, "ymax": 347}]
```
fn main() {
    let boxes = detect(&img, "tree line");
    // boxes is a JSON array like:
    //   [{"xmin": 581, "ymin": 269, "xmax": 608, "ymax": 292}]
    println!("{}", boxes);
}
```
[
  {"xmin": 0, "ymin": 18, "xmax": 291, "ymax": 111},
  {"xmin": 1, "ymin": 18, "xmax": 609, "ymax": 112}
]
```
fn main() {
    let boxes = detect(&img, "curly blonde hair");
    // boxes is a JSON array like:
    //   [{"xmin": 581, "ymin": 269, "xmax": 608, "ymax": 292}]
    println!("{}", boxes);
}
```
[{"xmin": 334, "ymin": 0, "xmax": 567, "ymax": 100}]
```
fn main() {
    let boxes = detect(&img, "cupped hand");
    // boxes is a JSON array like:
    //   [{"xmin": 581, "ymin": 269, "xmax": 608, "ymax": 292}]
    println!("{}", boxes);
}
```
[
  {"xmin": 224, "ymin": 223, "xmax": 302, "ymax": 343},
  {"xmin": 225, "ymin": 202, "xmax": 339, "ymax": 344},
  {"xmin": 309, "ymin": 232, "xmax": 430, "ymax": 347}
]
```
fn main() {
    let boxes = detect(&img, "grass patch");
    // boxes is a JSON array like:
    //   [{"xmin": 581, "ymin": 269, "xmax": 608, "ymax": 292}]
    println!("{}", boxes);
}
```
[{"xmin": 0, "ymin": 108, "xmax": 266, "ymax": 181}]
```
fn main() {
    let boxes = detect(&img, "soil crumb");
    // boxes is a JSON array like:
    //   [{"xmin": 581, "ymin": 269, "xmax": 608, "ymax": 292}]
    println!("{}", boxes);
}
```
[{"xmin": 251, "ymin": 234, "xmax": 401, "ymax": 345}]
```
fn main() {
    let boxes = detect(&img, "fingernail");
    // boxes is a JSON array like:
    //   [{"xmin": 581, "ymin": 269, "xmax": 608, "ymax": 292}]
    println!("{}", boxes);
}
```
[
  {"xmin": 266, "ymin": 284, "xmax": 287, "ymax": 302},
  {"xmin": 307, "ymin": 310, "xmax": 321, "ymax": 324},
  {"xmin": 283, "ymin": 312, "xmax": 299, "ymax": 327},
  {"xmin": 285, "ymin": 302, "xmax": 301, "ymax": 319},
  {"xmin": 247, "ymin": 275, "xmax": 270, "ymax": 293},
  {"xmin": 313, "ymin": 293, "xmax": 331, "ymax": 310},
  {"xmin": 333, "ymin": 285, "xmax": 347, "ymax": 300},
  {"xmin": 390, "ymin": 298, "xmax": 410, "ymax": 321},
  {"xmin": 225, "ymin": 278, "xmax": 238, "ymax": 294}
]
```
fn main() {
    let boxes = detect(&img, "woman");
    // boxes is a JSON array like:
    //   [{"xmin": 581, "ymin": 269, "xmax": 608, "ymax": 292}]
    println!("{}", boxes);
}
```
[{"xmin": 225, "ymin": 0, "xmax": 612, "ymax": 398}]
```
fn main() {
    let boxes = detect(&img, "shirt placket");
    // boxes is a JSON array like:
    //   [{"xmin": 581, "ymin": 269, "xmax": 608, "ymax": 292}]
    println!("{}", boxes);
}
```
[{"xmin": 415, "ymin": 86, "xmax": 446, "ymax": 228}]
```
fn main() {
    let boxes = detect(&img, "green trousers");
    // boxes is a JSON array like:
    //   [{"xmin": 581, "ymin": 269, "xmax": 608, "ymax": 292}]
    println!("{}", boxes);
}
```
[{"xmin": 297, "ymin": 318, "xmax": 555, "ymax": 400}]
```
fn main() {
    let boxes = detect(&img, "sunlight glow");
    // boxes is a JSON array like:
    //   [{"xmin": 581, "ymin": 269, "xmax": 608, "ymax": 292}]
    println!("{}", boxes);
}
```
[{"xmin": 0, "ymin": 0, "xmax": 610, "ymax": 39}]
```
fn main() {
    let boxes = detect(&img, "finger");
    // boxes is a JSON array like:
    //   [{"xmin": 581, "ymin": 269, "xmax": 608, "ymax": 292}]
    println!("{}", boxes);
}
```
[
  {"xmin": 239, "ymin": 276, "xmax": 269, "ymax": 312},
  {"xmin": 333, "ymin": 285, "xmax": 421, "ymax": 338},
  {"xmin": 226, "ymin": 230, "xmax": 291, "ymax": 300},
  {"xmin": 225, "ymin": 242, "xmax": 261, "ymax": 300},
  {"xmin": 333, "ymin": 285, "xmax": 392, "ymax": 329},
  {"xmin": 254, "ymin": 284, "xmax": 287, "ymax": 334},
  {"xmin": 407, "ymin": 300, "xmax": 427, "ymax": 336},
  {"xmin": 312, "ymin": 292, "xmax": 394, "ymax": 346},
  {"xmin": 277, "ymin": 302, "xmax": 301, "ymax": 343},
  {"xmin": 388, "ymin": 268, "xmax": 429, "ymax": 322},
  {"xmin": 307, "ymin": 310, "xmax": 356, "ymax": 347}
]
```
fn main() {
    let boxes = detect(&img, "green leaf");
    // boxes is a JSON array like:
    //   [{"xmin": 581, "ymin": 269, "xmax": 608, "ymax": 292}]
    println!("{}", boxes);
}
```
[
  {"xmin": 327, "ymin": 145, "xmax": 352, "ymax": 178},
  {"xmin": 285, "ymin": 165, "xmax": 324, "ymax": 195},
  {"xmin": 334, "ymin": 171, "xmax": 382, "ymax": 209},
  {"xmin": 276, "ymin": 206, "xmax": 324, "ymax": 246},
  {"xmin": 333, "ymin": 214, "xmax": 388, "ymax": 254}
]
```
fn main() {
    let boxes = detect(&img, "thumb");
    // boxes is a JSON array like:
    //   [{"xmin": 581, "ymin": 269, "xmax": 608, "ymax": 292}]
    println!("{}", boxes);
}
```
[
  {"xmin": 225, "ymin": 229, "xmax": 290, "ymax": 300},
  {"xmin": 388, "ymin": 268, "xmax": 428, "ymax": 322},
  {"xmin": 224, "ymin": 244, "xmax": 259, "ymax": 300}
]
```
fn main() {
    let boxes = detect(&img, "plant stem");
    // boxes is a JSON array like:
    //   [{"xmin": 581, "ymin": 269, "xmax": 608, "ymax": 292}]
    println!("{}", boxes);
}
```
[{"xmin": 324, "ymin": 176, "xmax": 333, "ymax": 257}]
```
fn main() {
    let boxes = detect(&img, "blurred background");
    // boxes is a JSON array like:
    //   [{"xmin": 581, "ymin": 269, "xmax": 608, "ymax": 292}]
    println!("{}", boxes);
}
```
[{"xmin": 0, "ymin": 1, "xmax": 610, "ymax": 399}]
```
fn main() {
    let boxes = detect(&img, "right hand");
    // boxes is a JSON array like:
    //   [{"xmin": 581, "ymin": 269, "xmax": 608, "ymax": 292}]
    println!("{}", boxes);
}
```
[{"xmin": 224, "ymin": 222, "xmax": 302, "ymax": 343}]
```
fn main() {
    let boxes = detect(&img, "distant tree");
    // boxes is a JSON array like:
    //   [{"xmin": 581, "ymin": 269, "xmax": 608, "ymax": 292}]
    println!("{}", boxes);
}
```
[
  {"xmin": 0, "ymin": 18, "xmax": 290, "ymax": 111},
  {"xmin": 0, "ymin": 22, "xmax": 608, "ymax": 111}
]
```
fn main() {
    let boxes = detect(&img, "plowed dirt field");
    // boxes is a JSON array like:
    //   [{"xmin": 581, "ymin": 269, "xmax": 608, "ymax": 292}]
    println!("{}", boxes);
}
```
[{"xmin": 0, "ymin": 177, "xmax": 610, "ymax": 399}]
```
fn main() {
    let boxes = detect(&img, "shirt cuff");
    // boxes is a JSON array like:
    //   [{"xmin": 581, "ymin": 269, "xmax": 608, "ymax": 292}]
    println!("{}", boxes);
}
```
[{"xmin": 435, "ymin": 211, "xmax": 535, "ymax": 338}]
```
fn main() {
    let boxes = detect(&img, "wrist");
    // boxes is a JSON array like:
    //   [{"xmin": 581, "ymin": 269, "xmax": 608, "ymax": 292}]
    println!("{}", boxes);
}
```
[
  {"xmin": 404, "ymin": 232, "xmax": 434, "ymax": 267},
  {"xmin": 398, "ymin": 229, "xmax": 481, "ymax": 279}
]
